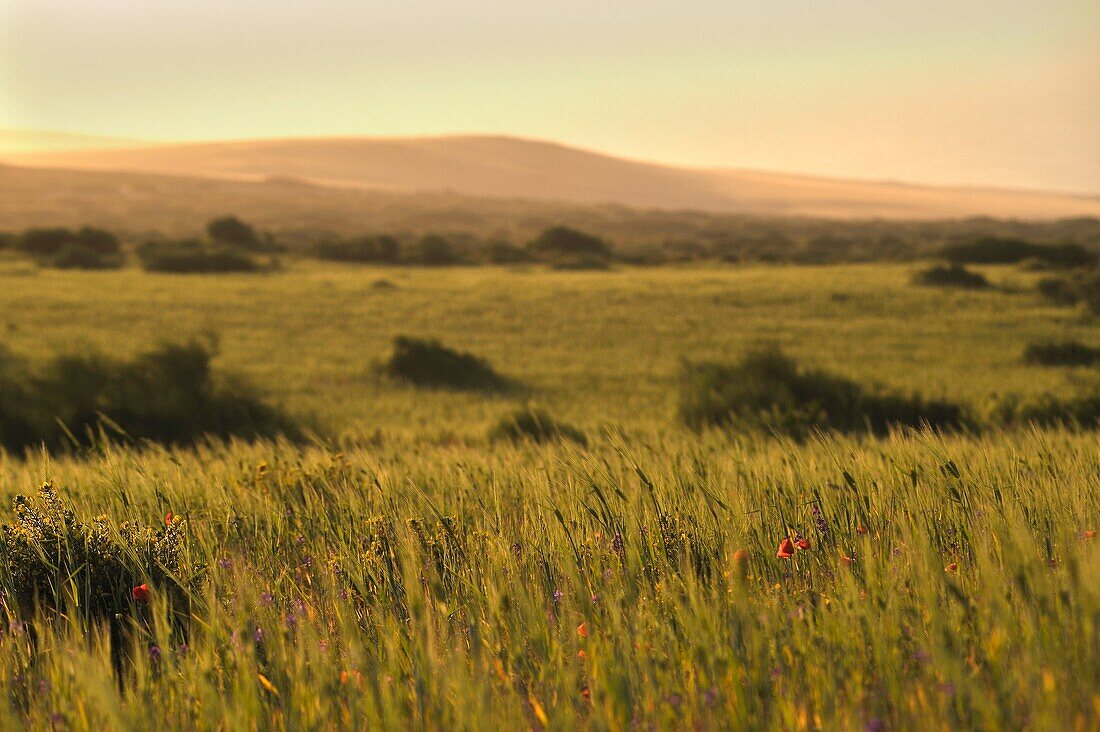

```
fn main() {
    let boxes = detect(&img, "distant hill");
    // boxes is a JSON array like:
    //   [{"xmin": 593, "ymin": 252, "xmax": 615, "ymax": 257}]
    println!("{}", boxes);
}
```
[
  {"xmin": 3, "ymin": 134, "xmax": 1100, "ymax": 220},
  {"xmin": 3, "ymin": 162, "xmax": 1098, "ymax": 260}
]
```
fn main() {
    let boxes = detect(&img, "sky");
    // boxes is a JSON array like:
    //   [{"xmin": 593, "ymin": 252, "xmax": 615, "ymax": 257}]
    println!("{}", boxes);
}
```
[{"xmin": 1, "ymin": 0, "xmax": 1098, "ymax": 193}]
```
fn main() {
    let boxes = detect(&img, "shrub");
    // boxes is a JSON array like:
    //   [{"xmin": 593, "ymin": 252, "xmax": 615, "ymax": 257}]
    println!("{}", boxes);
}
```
[
  {"xmin": 527, "ymin": 227, "xmax": 612, "ymax": 260},
  {"xmin": 911, "ymin": 264, "xmax": 989, "ymax": 289},
  {"xmin": 486, "ymin": 241, "xmax": 534, "ymax": 265},
  {"xmin": 489, "ymin": 406, "xmax": 586, "ymax": 445},
  {"xmin": 0, "ymin": 339, "xmax": 299, "ymax": 451},
  {"xmin": 1036, "ymin": 269, "xmax": 1100, "ymax": 314},
  {"xmin": 937, "ymin": 237, "xmax": 1095, "ymax": 268},
  {"xmin": 409, "ymin": 235, "xmax": 461, "ymax": 266},
  {"xmin": 19, "ymin": 227, "xmax": 120, "ymax": 257},
  {"xmin": 48, "ymin": 243, "xmax": 123, "ymax": 270},
  {"xmin": 0, "ymin": 483, "xmax": 196, "ymax": 671},
  {"xmin": 311, "ymin": 235, "xmax": 399, "ymax": 263},
  {"xmin": 137, "ymin": 239, "xmax": 261, "ymax": 273},
  {"xmin": 986, "ymin": 391, "xmax": 1100, "ymax": 429},
  {"xmin": 678, "ymin": 346, "xmax": 968, "ymax": 437},
  {"xmin": 15, "ymin": 227, "xmax": 122, "ymax": 269},
  {"xmin": 1022, "ymin": 340, "xmax": 1100, "ymax": 367},
  {"xmin": 381, "ymin": 336, "xmax": 508, "ymax": 391},
  {"xmin": 207, "ymin": 216, "xmax": 261, "ymax": 249}
]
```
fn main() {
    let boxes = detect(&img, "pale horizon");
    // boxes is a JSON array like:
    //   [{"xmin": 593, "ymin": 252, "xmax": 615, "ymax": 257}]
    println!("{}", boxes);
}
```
[{"xmin": 2, "ymin": 0, "xmax": 1099, "ymax": 194}]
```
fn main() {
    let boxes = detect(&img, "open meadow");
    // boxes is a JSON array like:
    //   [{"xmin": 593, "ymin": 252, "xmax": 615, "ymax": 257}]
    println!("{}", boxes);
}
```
[{"xmin": 0, "ymin": 261, "xmax": 1097, "ymax": 729}]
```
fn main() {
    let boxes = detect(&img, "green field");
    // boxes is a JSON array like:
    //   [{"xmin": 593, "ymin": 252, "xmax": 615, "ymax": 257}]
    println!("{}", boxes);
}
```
[
  {"xmin": 0, "ymin": 261, "xmax": 1094, "ymax": 436},
  {"xmin": 0, "ymin": 262, "xmax": 1097, "ymax": 729}
]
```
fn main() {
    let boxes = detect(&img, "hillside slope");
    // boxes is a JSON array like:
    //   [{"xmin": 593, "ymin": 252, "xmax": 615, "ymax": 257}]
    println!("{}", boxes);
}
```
[{"xmin": 4, "ymin": 135, "xmax": 1099, "ymax": 220}]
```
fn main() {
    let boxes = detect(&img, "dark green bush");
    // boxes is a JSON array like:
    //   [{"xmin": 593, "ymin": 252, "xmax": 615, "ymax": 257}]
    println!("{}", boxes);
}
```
[
  {"xmin": 527, "ymin": 227, "xmax": 612, "ymax": 260},
  {"xmin": 489, "ymin": 406, "xmax": 586, "ymax": 445},
  {"xmin": 986, "ymin": 391, "xmax": 1100, "ymax": 429},
  {"xmin": 206, "ymin": 215, "xmax": 262, "ymax": 249},
  {"xmin": 1036, "ymin": 269, "xmax": 1100, "ymax": 314},
  {"xmin": 19, "ymin": 227, "xmax": 121, "ymax": 257},
  {"xmin": 485, "ymin": 241, "xmax": 535, "ymax": 265},
  {"xmin": 937, "ymin": 237, "xmax": 1094, "ymax": 268},
  {"xmin": 137, "ymin": 240, "xmax": 261, "ymax": 273},
  {"xmin": 912, "ymin": 264, "xmax": 989, "ymax": 289},
  {"xmin": 408, "ymin": 235, "xmax": 461, "ymax": 266},
  {"xmin": 1022, "ymin": 340, "xmax": 1100, "ymax": 366},
  {"xmin": 0, "ymin": 339, "xmax": 299, "ymax": 451},
  {"xmin": 381, "ymin": 336, "xmax": 508, "ymax": 391},
  {"xmin": 678, "ymin": 346, "xmax": 968, "ymax": 437},
  {"xmin": 48, "ymin": 243, "xmax": 123, "ymax": 270},
  {"xmin": 16, "ymin": 227, "xmax": 123, "ymax": 269},
  {"xmin": 311, "ymin": 235, "xmax": 399, "ymax": 263}
]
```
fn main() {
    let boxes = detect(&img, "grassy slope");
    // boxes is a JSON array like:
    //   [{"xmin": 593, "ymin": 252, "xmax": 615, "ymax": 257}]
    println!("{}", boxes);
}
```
[{"xmin": 0, "ymin": 261, "xmax": 1093, "ymax": 437}]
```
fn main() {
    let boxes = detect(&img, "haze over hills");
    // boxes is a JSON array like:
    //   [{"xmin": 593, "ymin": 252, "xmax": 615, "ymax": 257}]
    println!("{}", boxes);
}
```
[{"xmin": 3, "ymin": 134, "xmax": 1100, "ymax": 222}]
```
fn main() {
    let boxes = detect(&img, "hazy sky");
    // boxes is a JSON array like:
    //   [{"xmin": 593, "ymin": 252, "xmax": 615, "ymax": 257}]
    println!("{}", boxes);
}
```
[{"xmin": 2, "ymin": 0, "xmax": 1098, "ymax": 193}]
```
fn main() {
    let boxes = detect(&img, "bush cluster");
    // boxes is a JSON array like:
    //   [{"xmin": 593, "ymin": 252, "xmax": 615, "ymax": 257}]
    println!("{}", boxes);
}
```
[
  {"xmin": 0, "ymin": 339, "xmax": 298, "ymax": 451},
  {"xmin": 310, "ymin": 235, "xmax": 400, "ymax": 263},
  {"xmin": 15, "ymin": 227, "xmax": 123, "ymax": 269},
  {"xmin": 1036, "ymin": 269, "xmax": 1100, "ymax": 314},
  {"xmin": 136, "ymin": 239, "xmax": 262, "ymax": 273},
  {"xmin": 380, "ymin": 337, "xmax": 509, "ymax": 391},
  {"xmin": 1022, "ymin": 340, "xmax": 1100, "ymax": 367},
  {"xmin": 489, "ymin": 405, "xmax": 586, "ymax": 445},
  {"xmin": 678, "ymin": 346, "xmax": 968, "ymax": 437},
  {"xmin": 937, "ymin": 237, "xmax": 1095, "ymax": 269},
  {"xmin": 911, "ymin": 264, "xmax": 990, "ymax": 289}
]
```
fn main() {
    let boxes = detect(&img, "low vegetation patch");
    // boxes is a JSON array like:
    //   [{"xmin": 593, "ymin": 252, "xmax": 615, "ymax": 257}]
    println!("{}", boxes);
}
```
[
  {"xmin": 527, "ymin": 226, "xmax": 615, "ymax": 267},
  {"xmin": 1022, "ymin": 339, "xmax": 1100, "ymax": 367},
  {"xmin": 310, "ymin": 235, "xmax": 400, "ymax": 263},
  {"xmin": 15, "ymin": 227, "xmax": 123, "ymax": 270},
  {"xmin": 1036, "ymin": 269, "xmax": 1100, "ymax": 314},
  {"xmin": 380, "ymin": 336, "xmax": 510, "ymax": 391},
  {"xmin": 137, "ymin": 239, "xmax": 263, "ymax": 273},
  {"xmin": 986, "ymin": 390, "xmax": 1100, "ymax": 429},
  {"xmin": 0, "ymin": 339, "xmax": 299, "ymax": 451},
  {"xmin": 489, "ymin": 405, "xmax": 586, "ymax": 445},
  {"xmin": 937, "ymin": 236, "xmax": 1095, "ymax": 269},
  {"xmin": 679, "ymin": 346, "xmax": 968, "ymax": 437},
  {"xmin": 911, "ymin": 263, "xmax": 989, "ymax": 289}
]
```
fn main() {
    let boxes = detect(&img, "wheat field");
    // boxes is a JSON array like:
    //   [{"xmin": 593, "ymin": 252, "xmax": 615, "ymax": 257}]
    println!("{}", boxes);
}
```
[{"xmin": 0, "ymin": 262, "xmax": 1097, "ymax": 730}]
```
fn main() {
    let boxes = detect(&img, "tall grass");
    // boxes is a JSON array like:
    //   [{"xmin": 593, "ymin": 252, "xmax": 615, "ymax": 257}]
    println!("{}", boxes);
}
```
[{"xmin": 0, "ymin": 429, "xmax": 1094, "ymax": 728}]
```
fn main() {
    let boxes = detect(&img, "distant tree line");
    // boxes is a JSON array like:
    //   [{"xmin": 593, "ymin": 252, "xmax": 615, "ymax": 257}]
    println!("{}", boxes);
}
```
[
  {"xmin": 308, "ymin": 226, "xmax": 616, "ymax": 268},
  {"xmin": 3, "ymin": 214, "xmax": 1099, "ymax": 271}
]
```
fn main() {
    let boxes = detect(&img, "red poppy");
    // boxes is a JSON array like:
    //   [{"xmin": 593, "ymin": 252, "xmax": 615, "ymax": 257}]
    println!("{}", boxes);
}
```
[
  {"xmin": 945, "ymin": 562, "xmax": 958, "ymax": 573},
  {"xmin": 796, "ymin": 538, "xmax": 810, "ymax": 551},
  {"xmin": 856, "ymin": 525, "xmax": 869, "ymax": 535},
  {"xmin": 732, "ymin": 548, "xmax": 750, "ymax": 563},
  {"xmin": 1082, "ymin": 530, "xmax": 1096, "ymax": 540},
  {"xmin": 165, "ymin": 512, "xmax": 173, "ymax": 526},
  {"xmin": 776, "ymin": 538, "xmax": 795, "ymax": 559},
  {"xmin": 577, "ymin": 623, "xmax": 588, "ymax": 638},
  {"xmin": 132, "ymin": 584, "xmax": 151, "ymax": 603}
]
